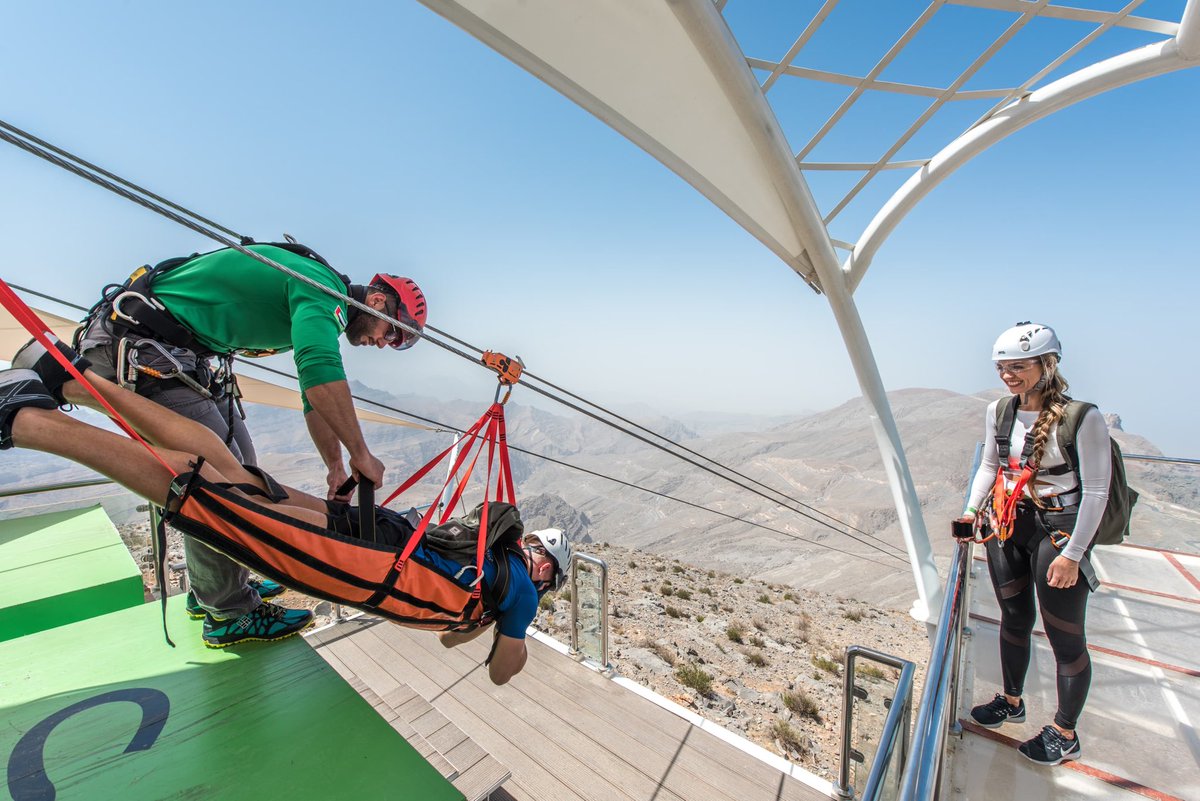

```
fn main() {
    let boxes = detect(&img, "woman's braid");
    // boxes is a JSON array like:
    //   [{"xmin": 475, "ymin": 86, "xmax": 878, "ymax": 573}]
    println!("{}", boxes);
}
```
[{"xmin": 1028, "ymin": 354, "xmax": 1070, "ymax": 472}]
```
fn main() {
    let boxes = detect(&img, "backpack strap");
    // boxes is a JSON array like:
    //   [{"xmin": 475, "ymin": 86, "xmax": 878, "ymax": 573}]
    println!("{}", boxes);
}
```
[{"xmin": 1051, "ymin": 399, "xmax": 1095, "ymax": 478}]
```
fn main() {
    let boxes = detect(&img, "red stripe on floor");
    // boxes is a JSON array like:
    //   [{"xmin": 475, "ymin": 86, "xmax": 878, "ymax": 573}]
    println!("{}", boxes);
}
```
[
  {"xmin": 1163, "ymin": 553, "xmax": 1200, "ymax": 594},
  {"xmin": 961, "ymin": 721, "xmax": 1187, "ymax": 801},
  {"xmin": 1101, "ymin": 581, "xmax": 1200, "ymax": 606},
  {"xmin": 969, "ymin": 613, "xmax": 1200, "ymax": 678},
  {"xmin": 974, "ymin": 556, "xmax": 1200, "ymax": 604}
]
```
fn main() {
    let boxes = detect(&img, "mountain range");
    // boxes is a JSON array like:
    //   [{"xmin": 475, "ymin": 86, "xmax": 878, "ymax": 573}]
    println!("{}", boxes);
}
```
[{"xmin": 2, "ymin": 381, "xmax": 1194, "ymax": 610}]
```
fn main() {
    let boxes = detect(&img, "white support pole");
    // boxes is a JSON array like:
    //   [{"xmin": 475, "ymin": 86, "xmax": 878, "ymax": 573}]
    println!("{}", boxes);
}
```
[
  {"xmin": 847, "ymin": 35, "xmax": 1200, "ymax": 290},
  {"xmin": 1179, "ymin": 0, "xmax": 1200, "ymax": 61},
  {"xmin": 674, "ymin": 0, "xmax": 942, "ymax": 623}
]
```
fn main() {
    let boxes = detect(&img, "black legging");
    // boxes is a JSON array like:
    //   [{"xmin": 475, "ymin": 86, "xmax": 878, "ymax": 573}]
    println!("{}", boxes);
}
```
[{"xmin": 984, "ymin": 504, "xmax": 1093, "ymax": 730}]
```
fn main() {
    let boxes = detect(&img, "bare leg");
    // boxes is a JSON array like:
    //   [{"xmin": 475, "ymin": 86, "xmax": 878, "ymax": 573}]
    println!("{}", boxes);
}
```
[
  {"xmin": 10, "ymin": 406, "xmax": 329, "ymax": 526},
  {"xmin": 59, "ymin": 369, "xmax": 328, "ymax": 514}
]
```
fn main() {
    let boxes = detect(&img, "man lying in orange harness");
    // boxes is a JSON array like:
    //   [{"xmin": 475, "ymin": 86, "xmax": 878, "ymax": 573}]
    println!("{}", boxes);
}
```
[{"xmin": 0, "ymin": 341, "xmax": 570, "ymax": 685}]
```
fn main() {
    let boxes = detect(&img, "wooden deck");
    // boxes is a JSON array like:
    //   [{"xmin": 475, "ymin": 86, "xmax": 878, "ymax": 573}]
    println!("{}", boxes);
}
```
[{"xmin": 308, "ymin": 617, "xmax": 833, "ymax": 801}]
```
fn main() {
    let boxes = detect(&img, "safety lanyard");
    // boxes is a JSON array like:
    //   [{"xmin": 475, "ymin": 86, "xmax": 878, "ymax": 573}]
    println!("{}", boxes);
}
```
[
  {"xmin": 0, "ymin": 278, "xmax": 177, "ymax": 476},
  {"xmin": 382, "ymin": 402, "xmax": 514, "ymax": 599}
]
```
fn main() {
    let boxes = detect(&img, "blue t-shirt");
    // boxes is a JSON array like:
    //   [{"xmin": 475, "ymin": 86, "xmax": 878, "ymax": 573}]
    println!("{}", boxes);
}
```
[{"xmin": 420, "ymin": 547, "xmax": 538, "ymax": 639}]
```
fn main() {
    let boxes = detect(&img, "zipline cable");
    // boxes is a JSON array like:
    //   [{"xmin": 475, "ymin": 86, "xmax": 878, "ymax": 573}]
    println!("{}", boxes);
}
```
[
  {"xmin": 1, "ymin": 123, "xmax": 907, "ymax": 563},
  {"xmin": 8, "ymin": 285, "xmax": 906, "ymax": 569}
]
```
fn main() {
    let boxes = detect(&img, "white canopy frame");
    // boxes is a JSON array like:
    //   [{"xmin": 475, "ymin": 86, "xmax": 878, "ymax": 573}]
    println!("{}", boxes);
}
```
[{"xmin": 415, "ymin": 0, "xmax": 1200, "ymax": 622}]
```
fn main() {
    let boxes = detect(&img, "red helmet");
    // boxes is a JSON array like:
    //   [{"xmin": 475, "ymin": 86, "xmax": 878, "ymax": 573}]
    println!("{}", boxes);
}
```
[{"xmin": 370, "ymin": 274, "xmax": 427, "ymax": 349}]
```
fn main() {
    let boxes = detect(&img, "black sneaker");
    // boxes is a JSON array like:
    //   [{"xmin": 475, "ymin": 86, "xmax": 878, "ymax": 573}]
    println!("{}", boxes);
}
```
[
  {"xmin": 185, "ymin": 577, "xmax": 286, "ymax": 619},
  {"xmin": 1019, "ymin": 725, "xmax": 1081, "ymax": 766},
  {"xmin": 12, "ymin": 336, "xmax": 91, "ymax": 405},
  {"xmin": 0, "ymin": 369, "xmax": 59, "ymax": 450},
  {"xmin": 202, "ymin": 601, "xmax": 313, "ymax": 648},
  {"xmin": 970, "ymin": 693, "xmax": 1026, "ymax": 728}
]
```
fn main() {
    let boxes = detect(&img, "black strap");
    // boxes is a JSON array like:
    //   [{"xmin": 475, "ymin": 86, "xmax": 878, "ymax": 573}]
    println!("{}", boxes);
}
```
[
  {"xmin": 334, "ymin": 476, "xmax": 376, "ymax": 544},
  {"xmin": 151, "ymin": 509, "xmax": 176, "ymax": 648},
  {"xmin": 995, "ymin": 395, "xmax": 1037, "ymax": 467}
]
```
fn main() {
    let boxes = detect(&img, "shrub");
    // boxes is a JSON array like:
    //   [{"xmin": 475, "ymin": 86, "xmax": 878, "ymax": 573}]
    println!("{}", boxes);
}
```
[
  {"xmin": 752, "ymin": 617, "xmax": 767, "ymax": 631},
  {"xmin": 856, "ymin": 663, "xmax": 886, "ymax": 680},
  {"xmin": 700, "ymin": 587, "xmax": 713, "ymax": 596},
  {"xmin": 782, "ymin": 690, "xmax": 822, "ymax": 722},
  {"xmin": 665, "ymin": 605, "xmax": 683, "ymax": 618},
  {"xmin": 843, "ymin": 608, "xmax": 864, "ymax": 622},
  {"xmin": 695, "ymin": 614, "xmax": 706, "ymax": 623},
  {"xmin": 538, "ymin": 594, "xmax": 555, "ymax": 610},
  {"xmin": 642, "ymin": 583, "xmax": 652, "ymax": 593},
  {"xmin": 812, "ymin": 655, "xmax": 840, "ymax": 675},
  {"xmin": 640, "ymin": 638, "xmax": 677, "ymax": 666},
  {"xmin": 655, "ymin": 565, "xmax": 666, "ymax": 572},
  {"xmin": 707, "ymin": 570, "xmax": 716, "ymax": 578},
  {"xmin": 772, "ymin": 721, "xmax": 806, "ymax": 755},
  {"xmin": 783, "ymin": 592, "xmax": 795, "ymax": 601},
  {"xmin": 750, "ymin": 635, "xmax": 766, "ymax": 648},
  {"xmin": 561, "ymin": 588, "xmax": 572, "ymax": 602},
  {"xmin": 672, "ymin": 564, "xmax": 685, "ymax": 574},
  {"xmin": 733, "ymin": 577, "xmax": 744, "ymax": 584},
  {"xmin": 676, "ymin": 664, "xmax": 713, "ymax": 695},
  {"xmin": 629, "ymin": 560, "xmax": 637, "ymax": 569},
  {"xmin": 746, "ymin": 651, "xmax": 767, "ymax": 667},
  {"xmin": 797, "ymin": 612, "xmax": 813, "ymax": 643},
  {"xmin": 757, "ymin": 594, "xmax": 772, "ymax": 604},
  {"xmin": 673, "ymin": 589, "xmax": 692, "ymax": 601},
  {"xmin": 726, "ymin": 622, "xmax": 745, "ymax": 643},
  {"xmin": 660, "ymin": 584, "xmax": 675, "ymax": 597}
]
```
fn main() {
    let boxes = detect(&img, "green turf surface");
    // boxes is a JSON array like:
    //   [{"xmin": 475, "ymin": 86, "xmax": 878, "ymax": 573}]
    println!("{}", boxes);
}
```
[
  {"xmin": 0, "ymin": 505, "xmax": 144, "ymax": 642},
  {"xmin": 0, "ymin": 594, "xmax": 463, "ymax": 800}
]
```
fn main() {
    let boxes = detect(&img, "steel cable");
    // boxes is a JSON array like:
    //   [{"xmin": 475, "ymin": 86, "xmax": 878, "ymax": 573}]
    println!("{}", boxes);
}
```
[{"xmin": 2, "ymin": 122, "xmax": 908, "ymax": 565}]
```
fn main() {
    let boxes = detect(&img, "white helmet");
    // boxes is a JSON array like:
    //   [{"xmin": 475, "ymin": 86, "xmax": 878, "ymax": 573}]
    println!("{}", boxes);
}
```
[
  {"xmin": 992, "ymin": 322, "xmax": 1061, "ymax": 361},
  {"xmin": 528, "ymin": 528, "xmax": 573, "ymax": 590}
]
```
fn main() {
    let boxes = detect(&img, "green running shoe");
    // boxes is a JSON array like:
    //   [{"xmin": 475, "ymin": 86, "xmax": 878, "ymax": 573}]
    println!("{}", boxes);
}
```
[
  {"xmin": 202, "ymin": 601, "xmax": 313, "ymax": 648},
  {"xmin": 185, "ymin": 577, "xmax": 287, "ymax": 619}
]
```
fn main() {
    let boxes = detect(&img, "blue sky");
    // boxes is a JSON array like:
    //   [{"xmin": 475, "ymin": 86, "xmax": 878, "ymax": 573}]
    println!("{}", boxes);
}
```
[{"xmin": 1, "ymin": 1, "xmax": 1197, "ymax": 455}]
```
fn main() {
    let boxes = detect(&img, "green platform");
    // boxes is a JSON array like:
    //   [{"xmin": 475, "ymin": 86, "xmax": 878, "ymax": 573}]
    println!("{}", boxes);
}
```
[
  {"xmin": 0, "ymin": 595, "xmax": 463, "ymax": 800},
  {"xmin": 0, "ymin": 505, "xmax": 144, "ymax": 642}
]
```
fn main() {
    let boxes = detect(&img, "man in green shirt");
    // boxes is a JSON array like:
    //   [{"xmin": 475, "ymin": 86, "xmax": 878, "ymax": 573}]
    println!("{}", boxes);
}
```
[{"xmin": 72, "ymin": 242, "xmax": 428, "ymax": 646}]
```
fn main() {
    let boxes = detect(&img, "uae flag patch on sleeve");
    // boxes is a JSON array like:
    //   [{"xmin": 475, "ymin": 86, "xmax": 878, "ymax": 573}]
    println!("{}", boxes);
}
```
[{"xmin": 334, "ymin": 305, "xmax": 348, "ymax": 332}]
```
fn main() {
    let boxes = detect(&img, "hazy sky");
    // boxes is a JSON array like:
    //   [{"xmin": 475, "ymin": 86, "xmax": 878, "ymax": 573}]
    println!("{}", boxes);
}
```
[{"xmin": 2, "ymin": 2, "xmax": 1197, "ymax": 455}]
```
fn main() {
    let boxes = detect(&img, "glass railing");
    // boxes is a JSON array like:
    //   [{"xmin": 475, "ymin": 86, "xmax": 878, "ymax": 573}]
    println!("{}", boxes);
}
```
[
  {"xmin": 846, "ymin": 448, "xmax": 1200, "ymax": 801},
  {"xmin": 835, "ymin": 646, "xmax": 916, "ymax": 801},
  {"xmin": 569, "ymin": 552, "xmax": 610, "ymax": 670}
]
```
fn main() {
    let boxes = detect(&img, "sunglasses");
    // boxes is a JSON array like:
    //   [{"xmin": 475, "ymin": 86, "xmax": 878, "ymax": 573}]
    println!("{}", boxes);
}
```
[
  {"xmin": 524, "ymin": 543, "xmax": 548, "ymax": 557},
  {"xmin": 381, "ymin": 298, "xmax": 422, "ymax": 351},
  {"xmin": 995, "ymin": 360, "xmax": 1037, "ymax": 375}
]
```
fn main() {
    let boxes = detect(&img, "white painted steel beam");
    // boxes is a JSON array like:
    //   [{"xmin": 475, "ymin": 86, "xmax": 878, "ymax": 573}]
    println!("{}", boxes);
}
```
[
  {"xmin": 1180, "ymin": 0, "xmax": 1200, "ymax": 60},
  {"xmin": 846, "ymin": 35, "xmax": 1200, "ymax": 290}
]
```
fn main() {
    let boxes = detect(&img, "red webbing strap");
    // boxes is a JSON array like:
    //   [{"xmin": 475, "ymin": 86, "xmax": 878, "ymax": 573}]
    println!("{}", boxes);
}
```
[
  {"xmin": 390, "ymin": 404, "xmax": 501, "ymax": 570},
  {"xmin": 0, "ymin": 278, "xmax": 177, "ymax": 476},
  {"xmin": 379, "ymin": 407, "xmax": 489, "ymax": 507},
  {"xmin": 496, "ymin": 408, "xmax": 515, "ymax": 504},
  {"xmin": 471, "ymin": 411, "xmax": 502, "ymax": 596},
  {"xmin": 437, "ymin": 414, "xmax": 493, "ymax": 525},
  {"xmin": 986, "ymin": 464, "xmax": 1036, "ymax": 543}
]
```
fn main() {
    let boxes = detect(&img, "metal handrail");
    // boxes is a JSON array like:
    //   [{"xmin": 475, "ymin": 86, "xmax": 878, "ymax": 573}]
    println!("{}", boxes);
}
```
[
  {"xmin": 0, "ymin": 477, "xmax": 116, "ymax": 499},
  {"xmin": 835, "ymin": 646, "xmax": 916, "ymax": 801},
  {"xmin": 898, "ymin": 538, "xmax": 971, "ymax": 801},
  {"xmin": 569, "ymin": 552, "xmax": 610, "ymax": 669},
  {"xmin": 1123, "ymin": 453, "xmax": 1200, "ymax": 465}
]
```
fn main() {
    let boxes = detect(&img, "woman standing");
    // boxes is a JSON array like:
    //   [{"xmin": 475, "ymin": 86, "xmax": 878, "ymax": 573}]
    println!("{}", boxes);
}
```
[{"xmin": 959, "ymin": 322, "xmax": 1111, "ymax": 766}]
